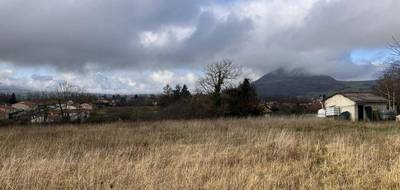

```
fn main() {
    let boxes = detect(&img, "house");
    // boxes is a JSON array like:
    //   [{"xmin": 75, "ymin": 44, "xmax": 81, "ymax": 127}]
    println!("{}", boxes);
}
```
[
  {"xmin": 0, "ymin": 110, "xmax": 6, "ymax": 120},
  {"xmin": 0, "ymin": 105, "xmax": 15, "ymax": 120},
  {"xmin": 12, "ymin": 101, "xmax": 36, "ymax": 111},
  {"xmin": 260, "ymin": 102, "xmax": 273, "ymax": 114},
  {"xmin": 95, "ymin": 100, "xmax": 112, "ymax": 108},
  {"xmin": 80, "ymin": 103, "xmax": 93, "ymax": 110},
  {"xmin": 324, "ymin": 92, "xmax": 388, "ymax": 121},
  {"xmin": 9, "ymin": 102, "xmax": 36, "ymax": 120},
  {"xmin": 66, "ymin": 105, "xmax": 77, "ymax": 110},
  {"xmin": 1, "ymin": 104, "xmax": 19, "ymax": 120},
  {"xmin": 0, "ymin": 107, "xmax": 9, "ymax": 120}
]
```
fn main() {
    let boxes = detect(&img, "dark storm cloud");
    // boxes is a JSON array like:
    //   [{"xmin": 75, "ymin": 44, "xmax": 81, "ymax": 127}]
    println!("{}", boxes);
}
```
[
  {"xmin": 307, "ymin": 0, "xmax": 400, "ymax": 79},
  {"xmin": 298, "ymin": 0, "xmax": 400, "ymax": 49},
  {"xmin": 246, "ymin": 0, "xmax": 400, "ymax": 80},
  {"xmin": 0, "ymin": 0, "xmax": 250, "ymax": 70},
  {"xmin": 0, "ymin": 0, "xmax": 226, "ymax": 70},
  {"xmin": 156, "ymin": 12, "xmax": 253, "ymax": 68},
  {"xmin": 1, "ymin": 0, "xmax": 400, "ymax": 83}
]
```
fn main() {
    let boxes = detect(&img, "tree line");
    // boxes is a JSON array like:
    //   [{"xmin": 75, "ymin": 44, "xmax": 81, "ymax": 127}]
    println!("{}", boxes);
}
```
[
  {"xmin": 159, "ymin": 60, "xmax": 266, "ymax": 118},
  {"xmin": 0, "ymin": 93, "xmax": 17, "ymax": 104}
]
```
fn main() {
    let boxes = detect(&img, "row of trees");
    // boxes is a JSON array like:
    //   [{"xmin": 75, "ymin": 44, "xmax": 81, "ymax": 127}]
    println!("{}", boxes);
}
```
[
  {"xmin": 160, "ymin": 84, "xmax": 191, "ymax": 106},
  {"xmin": 199, "ymin": 60, "xmax": 264, "ymax": 116},
  {"xmin": 0, "ymin": 93, "xmax": 17, "ymax": 104},
  {"xmin": 160, "ymin": 60, "xmax": 265, "ymax": 118}
]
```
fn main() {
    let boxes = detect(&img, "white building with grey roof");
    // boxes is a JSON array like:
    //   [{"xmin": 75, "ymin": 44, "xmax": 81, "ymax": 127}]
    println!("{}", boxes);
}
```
[{"xmin": 324, "ymin": 92, "xmax": 388, "ymax": 121}]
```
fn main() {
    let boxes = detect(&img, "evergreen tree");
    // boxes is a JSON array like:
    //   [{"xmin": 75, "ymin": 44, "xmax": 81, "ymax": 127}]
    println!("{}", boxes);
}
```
[
  {"xmin": 173, "ymin": 84, "xmax": 182, "ymax": 98},
  {"xmin": 181, "ymin": 84, "xmax": 191, "ymax": 97},
  {"xmin": 161, "ymin": 84, "xmax": 192, "ymax": 107},
  {"xmin": 9, "ymin": 93, "xmax": 17, "ymax": 104},
  {"xmin": 239, "ymin": 78, "xmax": 256, "ymax": 100},
  {"xmin": 160, "ymin": 84, "xmax": 174, "ymax": 107},
  {"xmin": 163, "ymin": 84, "xmax": 173, "ymax": 96},
  {"xmin": 223, "ymin": 78, "xmax": 263, "ymax": 116}
]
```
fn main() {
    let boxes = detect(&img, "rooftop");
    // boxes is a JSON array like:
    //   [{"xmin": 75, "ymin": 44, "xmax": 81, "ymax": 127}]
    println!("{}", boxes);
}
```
[
  {"xmin": 0, "ymin": 104, "xmax": 13, "ymax": 111},
  {"xmin": 330, "ymin": 92, "xmax": 387, "ymax": 103},
  {"xmin": 13, "ymin": 101, "xmax": 36, "ymax": 107}
]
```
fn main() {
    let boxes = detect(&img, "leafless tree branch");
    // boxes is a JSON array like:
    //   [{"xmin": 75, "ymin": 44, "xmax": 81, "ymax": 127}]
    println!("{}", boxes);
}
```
[{"xmin": 198, "ymin": 59, "xmax": 242, "ymax": 106}]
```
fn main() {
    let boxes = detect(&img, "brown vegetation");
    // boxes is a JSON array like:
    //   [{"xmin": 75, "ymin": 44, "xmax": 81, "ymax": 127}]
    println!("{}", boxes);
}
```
[{"xmin": 1, "ymin": 117, "xmax": 400, "ymax": 189}]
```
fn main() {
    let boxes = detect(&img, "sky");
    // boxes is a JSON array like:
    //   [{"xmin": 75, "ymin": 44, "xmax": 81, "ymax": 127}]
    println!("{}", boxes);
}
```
[{"xmin": 0, "ymin": 0, "xmax": 399, "ymax": 94}]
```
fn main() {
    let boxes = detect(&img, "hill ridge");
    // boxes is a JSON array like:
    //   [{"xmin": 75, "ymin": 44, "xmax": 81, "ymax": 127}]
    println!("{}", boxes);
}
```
[{"xmin": 253, "ymin": 70, "xmax": 375, "ymax": 98}]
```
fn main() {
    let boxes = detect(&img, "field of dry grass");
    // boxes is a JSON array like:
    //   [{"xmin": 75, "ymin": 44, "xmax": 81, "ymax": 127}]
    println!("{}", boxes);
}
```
[{"xmin": 1, "ymin": 117, "xmax": 400, "ymax": 189}]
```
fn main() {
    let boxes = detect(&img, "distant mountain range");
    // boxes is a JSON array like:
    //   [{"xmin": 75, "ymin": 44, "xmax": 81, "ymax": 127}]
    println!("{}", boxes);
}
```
[{"xmin": 253, "ymin": 69, "xmax": 376, "ymax": 99}]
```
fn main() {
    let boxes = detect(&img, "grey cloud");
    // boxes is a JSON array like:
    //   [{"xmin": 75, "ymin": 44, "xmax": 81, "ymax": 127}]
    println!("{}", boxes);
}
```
[
  {"xmin": 0, "ymin": 0, "xmax": 218, "ymax": 71},
  {"xmin": 235, "ymin": 0, "xmax": 400, "ymax": 80},
  {"xmin": 298, "ymin": 0, "xmax": 400, "ymax": 49},
  {"xmin": 299, "ymin": 0, "xmax": 400, "ymax": 79},
  {"xmin": 1, "ymin": 0, "xmax": 400, "ymax": 93},
  {"xmin": 157, "ymin": 12, "xmax": 254, "ymax": 68},
  {"xmin": 31, "ymin": 74, "xmax": 53, "ymax": 82},
  {"xmin": 2, "ymin": 1, "xmax": 253, "ymax": 70}
]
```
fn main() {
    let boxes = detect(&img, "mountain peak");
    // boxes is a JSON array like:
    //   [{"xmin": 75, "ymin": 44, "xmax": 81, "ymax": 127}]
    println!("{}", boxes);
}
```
[
  {"xmin": 254, "ymin": 70, "xmax": 374, "ymax": 98},
  {"xmin": 268, "ymin": 68, "xmax": 308, "ymax": 76}
]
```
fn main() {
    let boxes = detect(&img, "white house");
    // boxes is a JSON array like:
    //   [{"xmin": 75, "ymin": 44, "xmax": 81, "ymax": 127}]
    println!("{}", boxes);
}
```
[
  {"xmin": 80, "ymin": 103, "xmax": 93, "ymax": 110},
  {"xmin": 324, "ymin": 92, "xmax": 388, "ymax": 121}
]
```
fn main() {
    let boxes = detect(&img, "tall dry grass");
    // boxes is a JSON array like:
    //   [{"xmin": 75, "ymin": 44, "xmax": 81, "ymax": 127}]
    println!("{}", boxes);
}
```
[{"xmin": 0, "ymin": 117, "xmax": 400, "ymax": 189}]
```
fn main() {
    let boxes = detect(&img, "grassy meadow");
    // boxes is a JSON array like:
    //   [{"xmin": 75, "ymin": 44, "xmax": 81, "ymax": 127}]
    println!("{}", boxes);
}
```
[{"xmin": 1, "ymin": 117, "xmax": 400, "ymax": 189}]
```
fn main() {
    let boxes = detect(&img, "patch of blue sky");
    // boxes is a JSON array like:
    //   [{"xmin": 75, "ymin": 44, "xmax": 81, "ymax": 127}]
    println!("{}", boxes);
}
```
[
  {"xmin": 171, "ymin": 68, "xmax": 202, "ymax": 76},
  {"xmin": 215, "ymin": 0, "xmax": 239, "ymax": 3},
  {"xmin": 350, "ymin": 48, "xmax": 391, "ymax": 65},
  {"xmin": 0, "ymin": 62, "xmax": 57, "ymax": 79}
]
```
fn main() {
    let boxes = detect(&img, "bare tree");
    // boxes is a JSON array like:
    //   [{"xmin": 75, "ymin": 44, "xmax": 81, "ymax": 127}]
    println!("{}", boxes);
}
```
[
  {"xmin": 389, "ymin": 36, "xmax": 400, "ymax": 59},
  {"xmin": 199, "ymin": 59, "xmax": 241, "ymax": 106},
  {"xmin": 374, "ymin": 37, "xmax": 400, "ymax": 112},
  {"xmin": 56, "ymin": 81, "xmax": 84, "ymax": 121},
  {"xmin": 375, "ymin": 63, "xmax": 400, "ymax": 111}
]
